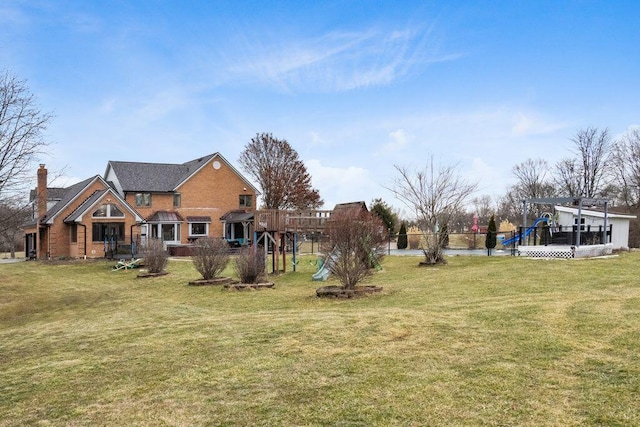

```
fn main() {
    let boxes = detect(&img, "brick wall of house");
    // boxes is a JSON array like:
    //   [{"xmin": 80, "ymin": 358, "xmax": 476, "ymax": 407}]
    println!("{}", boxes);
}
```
[
  {"xmin": 42, "ymin": 181, "xmax": 141, "ymax": 259},
  {"xmin": 82, "ymin": 197, "xmax": 141, "ymax": 258},
  {"xmin": 124, "ymin": 158, "xmax": 256, "ymax": 244},
  {"xmin": 176, "ymin": 158, "xmax": 256, "ymax": 240},
  {"xmin": 43, "ymin": 179, "xmax": 106, "ymax": 258}
]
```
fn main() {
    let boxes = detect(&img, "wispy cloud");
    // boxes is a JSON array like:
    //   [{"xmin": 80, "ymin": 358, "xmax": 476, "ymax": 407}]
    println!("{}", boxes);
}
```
[
  {"xmin": 306, "ymin": 159, "xmax": 381, "ymax": 208},
  {"xmin": 0, "ymin": 3, "xmax": 26, "ymax": 26},
  {"xmin": 377, "ymin": 128, "xmax": 412, "ymax": 155},
  {"xmin": 223, "ymin": 25, "xmax": 458, "ymax": 93},
  {"xmin": 510, "ymin": 112, "xmax": 567, "ymax": 137}
]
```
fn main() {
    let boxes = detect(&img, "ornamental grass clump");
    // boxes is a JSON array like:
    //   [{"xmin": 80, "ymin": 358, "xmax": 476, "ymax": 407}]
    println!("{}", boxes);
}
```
[
  {"xmin": 233, "ymin": 248, "xmax": 266, "ymax": 284},
  {"xmin": 192, "ymin": 237, "xmax": 230, "ymax": 280}
]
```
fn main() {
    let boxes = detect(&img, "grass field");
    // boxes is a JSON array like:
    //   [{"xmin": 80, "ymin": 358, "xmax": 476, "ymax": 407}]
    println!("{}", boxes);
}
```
[{"xmin": 1, "ymin": 252, "xmax": 639, "ymax": 426}]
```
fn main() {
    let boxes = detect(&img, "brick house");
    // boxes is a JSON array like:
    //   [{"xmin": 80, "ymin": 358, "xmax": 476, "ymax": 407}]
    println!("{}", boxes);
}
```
[
  {"xmin": 24, "ymin": 153, "xmax": 258, "ymax": 259},
  {"xmin": 23, "ymin": 165, "xmax": 144, "ymax": 259}
]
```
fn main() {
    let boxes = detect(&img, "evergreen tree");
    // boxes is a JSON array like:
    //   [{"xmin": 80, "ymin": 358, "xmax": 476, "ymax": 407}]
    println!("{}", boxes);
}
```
[
  {"xmin": 485, "ymin": 214, "xmax": 497, "ymax": 256},
  {"xmin": 370, "ymin": 198, "xmax": 398, "ymax": 232},
  {"xmin": 397, "ymin": 222, "xmax": 408, "ymax": 250}
]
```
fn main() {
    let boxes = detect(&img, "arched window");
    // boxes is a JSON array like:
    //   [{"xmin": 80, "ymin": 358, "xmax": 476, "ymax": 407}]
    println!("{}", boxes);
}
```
[{"xmin": 92, "ymin": 203, "xmax": 125, "ymax": 218}]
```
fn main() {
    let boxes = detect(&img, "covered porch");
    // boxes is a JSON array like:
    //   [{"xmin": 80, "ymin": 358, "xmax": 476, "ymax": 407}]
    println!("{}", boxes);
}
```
[{"xmin": 220, "ymin": 210, "xmax": 254, "ymax": 246}]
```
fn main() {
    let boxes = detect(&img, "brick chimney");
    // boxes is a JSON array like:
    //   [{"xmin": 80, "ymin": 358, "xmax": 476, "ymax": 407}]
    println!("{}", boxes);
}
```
[{"xmin": 37, "ymin": 164, "xmax": 48, "ymax": 221}]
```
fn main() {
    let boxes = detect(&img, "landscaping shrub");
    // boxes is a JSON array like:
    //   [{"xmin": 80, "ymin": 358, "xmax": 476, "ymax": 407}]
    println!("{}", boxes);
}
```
[
  {"xmin": 192, "ymin": 237, "xmax": 230, "ymax": 280},
  {"xmin": 143, "ymin": 238, "xmax": 168, "ymax": 274},
  {"xmin": 397, "ymin": 222, "xmax": 408, "ymax": 249},
  {"xmin": 234, "ymin": 248, "xmax": 266, "ymax": 284},
  {"xmin": 324, "ymin": 208, "xmax": 386, "ymax": 289},
  {"xmin": 485, "ymin": 214, "xmax": 497, "ymax": 255}
]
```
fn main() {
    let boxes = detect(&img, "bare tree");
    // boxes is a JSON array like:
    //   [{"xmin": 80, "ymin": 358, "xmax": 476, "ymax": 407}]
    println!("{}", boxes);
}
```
[
  {"xmin": 611, "ymin": 128, "xmax": 640, "ymax": 208},
  {"xmin": 324, "ymin": 207, "xmax": 386, "ymax": 289},
  {"xmin": 0, "ymin": 71, "xmax": 52, "ymax": 200},
  {"xmin": 513, "ymin": 158, "xmax": 554, "ymax": 199},
  {"xmin": 0, "ymin": 199, "xmax": 30, "ymax": 258},
  {"xmin": 559, "ymin": 127, "xmax": 613, "ymax": 198},
  {"xmin": 389, "ymin": 157, "xmax": 477, "ymax": 265},
  {"xmin": 472, "ymin": 195, "xmax": 494, "ymax": 225},
  {"xmin": 553, "ymin": 158, "xmax": 583, "ymax": 198},
  {"xmin": 501, "ymin": 158, "xmax": 556, "ymax": 222},
  {"xmin": 497, "ymin": 191, "xmax": 523, "ymax": 225},
  {"xmin": 238, "ymin": 133, "xmax": 322, "ymax": 209}
]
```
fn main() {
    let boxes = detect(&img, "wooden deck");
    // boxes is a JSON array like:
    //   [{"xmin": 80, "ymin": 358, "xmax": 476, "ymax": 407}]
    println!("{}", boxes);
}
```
[{"xmin": 254, "ymin": 209, "xmax": 333, "ymax": 232}]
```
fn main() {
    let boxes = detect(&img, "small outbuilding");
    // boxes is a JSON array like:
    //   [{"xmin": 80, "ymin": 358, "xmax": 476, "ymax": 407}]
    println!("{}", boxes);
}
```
[{"xmin": 554, "ymin": 205, "xmax": 636, "ymax": 251}]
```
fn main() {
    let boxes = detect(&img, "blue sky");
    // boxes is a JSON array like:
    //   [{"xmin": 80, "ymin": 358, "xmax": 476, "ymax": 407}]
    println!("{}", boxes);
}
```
[{"xmin": 2, "ymin": 1, "xmax": 639, "ymax": 216}]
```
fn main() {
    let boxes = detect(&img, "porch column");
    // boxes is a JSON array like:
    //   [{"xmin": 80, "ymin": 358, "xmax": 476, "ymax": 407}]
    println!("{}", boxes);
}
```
[
  {"xmin": 603, "ymin": 201, "xmax": 609, "ymax": 244},
  {"xmin": 576, "ymin": 199, "xmax": 582, "ymax": 247}
]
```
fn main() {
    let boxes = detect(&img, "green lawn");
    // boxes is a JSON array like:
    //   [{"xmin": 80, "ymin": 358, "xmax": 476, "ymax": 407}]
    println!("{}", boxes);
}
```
[{"xmin": 1, "ymin": 253, "xmax": 639, "ymax": 426}]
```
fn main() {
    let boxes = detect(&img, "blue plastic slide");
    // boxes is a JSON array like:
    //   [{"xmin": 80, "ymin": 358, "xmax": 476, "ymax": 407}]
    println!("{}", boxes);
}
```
[{"xmin": 501, "ymin": 217, "xmax": 550, "ymax": 246}]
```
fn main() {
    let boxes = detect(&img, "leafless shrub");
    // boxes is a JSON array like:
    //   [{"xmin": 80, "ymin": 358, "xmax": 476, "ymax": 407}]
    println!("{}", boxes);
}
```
[
  {"xmin": 143, "ymin": 238, "xmax": 168, "ymax": 274},
  {"xmin": 234, "ymin": 247, "xmax": 266, "ymax": 284},
  {"xmin": 324, "ymin": 208, "xmax": 386, "ymax": 289},
  {"xmin": 191, "ymin": 238, "xmax": 230, "ymax": 280}
]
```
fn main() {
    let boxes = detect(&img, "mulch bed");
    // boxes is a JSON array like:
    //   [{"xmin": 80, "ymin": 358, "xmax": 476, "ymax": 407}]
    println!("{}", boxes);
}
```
[
  {"xmin": 224, "ymin": 282, "xmax": 275, "ymax": 291},
  {"xmin": 187, "ymin": 277, "xmax": 275, "ymax": 290},
  {"xmin": 136, "ymin": 271, "xmax": 169, "ymax": 278},
  {"xmin": 188, "ymin": 277, "xmax": 235, "ymax": 286},
  {"xmin": 316, "ymin": 285, "xmax": 383, "ymax": 298}
]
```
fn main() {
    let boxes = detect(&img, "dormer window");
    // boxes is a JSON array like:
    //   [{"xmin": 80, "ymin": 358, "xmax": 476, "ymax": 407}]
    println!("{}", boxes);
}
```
[{"xmin": 92, "ymin": 203, "xmax": 125, "ymax": 218}]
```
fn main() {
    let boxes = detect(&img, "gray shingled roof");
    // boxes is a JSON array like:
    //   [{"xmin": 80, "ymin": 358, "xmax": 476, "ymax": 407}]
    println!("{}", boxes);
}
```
[
  {"xmin": 29, "ymin": 187, "xmax": 68, "ymax": 202},
  {"xmin": 42, "ymin": 176, "xmax": 102, "ymax": 224},
  {"xmin": 63, "ymin": 189, "xmax": 107, "ymax": 223},
  {"xmin": 107, "ymin": 154, "xmax": 217, "ymax": 192}
]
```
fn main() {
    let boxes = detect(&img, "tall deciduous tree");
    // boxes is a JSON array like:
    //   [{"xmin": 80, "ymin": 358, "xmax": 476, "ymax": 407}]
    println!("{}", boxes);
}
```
[
  {"xmin": 611, "ymin": 128, "xmax": 640, "ymax": 248},
  {"xmin": 0, "ymin": 200, "xmax": 30, "ymax": 258},
  {"xmin": 472, "ymin": 195, "xmax": 494, "ymax": 225},
  {"xmin": 612, "ymin": 128, "xmax": 640, "ymax": 208},
  {"xmin": 238, "ymin": 133, "xmax": 322, "ymax": 210},
  {"xmin": 389, "ymin": 156, "xmax": 477, "ymax": 265},
  {"xmin": 0, "ymin": 71, "xmax": 51, "ymax": 200},
  {"xmin": 499, "ymin": 158, "xmax": 555, "ymax": 224},
  {"xmin": 554, "ymin": 127, "xmax": 612, "ymax": 198}
]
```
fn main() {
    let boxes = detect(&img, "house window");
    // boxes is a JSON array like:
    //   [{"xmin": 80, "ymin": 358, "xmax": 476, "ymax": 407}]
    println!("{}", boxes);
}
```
[
  {"xmin": 70, "ymin": 224, "xmax": 77, "ymax": 243},
  {"xmin": 239, "ymin": 194, "xmax": 252, "ymax": 208},
  {"xmin": 92, "ymin": 222, "xmax": 125, "ymax": 242},
  {"xmin": 189, "ymin": 222, "xmax": 208, "ymax": 237},
  {"xmin": 92, "ymin": 203, "xmax": 124, "ymax": 218},
  {"xmin": 135, "ymin": 193, "xmax": 152, "ymax": 207},
  {"xmin": 150, "ymin": 223, "xmax": 181, "ymax": 242},
  {"xmin": 173, "ymin": 193, "xmax": 181, "ymax": 208}
]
